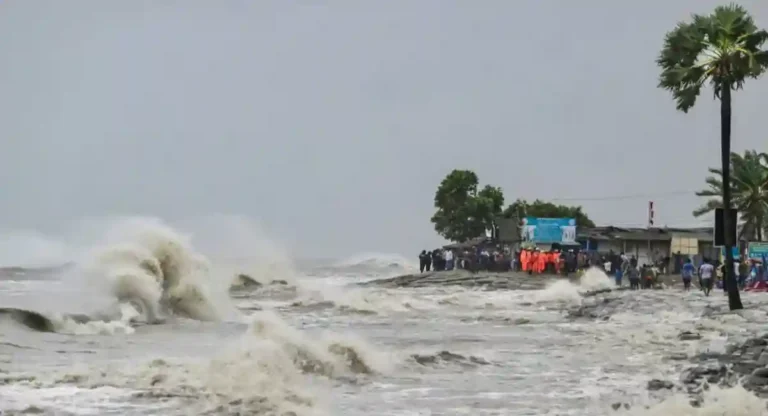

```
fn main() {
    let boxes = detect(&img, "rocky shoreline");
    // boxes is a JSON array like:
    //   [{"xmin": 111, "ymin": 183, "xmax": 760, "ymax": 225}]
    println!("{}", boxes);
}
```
[
  {"xmin": 567, "ymin": 293, "xmax": 768, "ymax": 407},
  {"xmin": 359, "ymin": 268, "xmax": 680, "ymax": 292},
  {"xmin": 615, "ymin": 331, "xmax": 768, "ymax": 411},
  {"xmin": 358, "ymin": 269, "xmax": 575, "ymax": 290},
  {"xmin": 678, "ymin": 333, "xmax": 768, "ymax": 397}
]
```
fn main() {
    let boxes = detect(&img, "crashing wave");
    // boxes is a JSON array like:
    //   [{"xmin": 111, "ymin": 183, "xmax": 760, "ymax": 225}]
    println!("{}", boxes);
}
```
[
  {"xmin": 1, "ymin": 219, "xmax": 247, "ymax": 334},
  {"xmin": 19, "ymin": 311, "xmax": 388, "ymax": 415},
  {"xmin": 78, "ymin": 220, "xmax": 226, "ymax": 323}
]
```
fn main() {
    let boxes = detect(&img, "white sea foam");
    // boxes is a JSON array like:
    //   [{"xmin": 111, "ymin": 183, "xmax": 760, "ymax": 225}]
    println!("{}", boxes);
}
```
[
  {"xmin": 16, "ymin": 310, "xmax": 391, "ymax": 416},
  {"xmin": 534, "ymin": 267, "xmax": 613, "ymax": 304},
  {"xmin": 626, "ymin": 385, "xmax": 768, "ymax": 415}
]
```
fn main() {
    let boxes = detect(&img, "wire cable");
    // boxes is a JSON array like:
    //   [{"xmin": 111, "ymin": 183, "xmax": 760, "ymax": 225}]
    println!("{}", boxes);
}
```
[{"xmin": 544, "ymin": 190, "xmax": 693, "ymax": 202}]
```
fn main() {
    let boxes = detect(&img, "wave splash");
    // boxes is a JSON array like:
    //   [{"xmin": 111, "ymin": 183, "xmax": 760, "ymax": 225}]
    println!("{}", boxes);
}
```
[
  {"xmin": 77, "ymin": 218, "xmax": 230, "ymax": 324},
  {"xmin": 24, "ymin": 311, "xmax": 388, "ymax": 416},
  {"xmin": 535, "ymin": 267, "xmax": 614, "ymax": 304}
]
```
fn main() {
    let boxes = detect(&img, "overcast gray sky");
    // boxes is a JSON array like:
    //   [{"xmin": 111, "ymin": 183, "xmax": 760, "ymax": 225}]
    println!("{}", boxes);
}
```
[{"xmin": 1, "ymin": 0, "xmax": 767, "ymax": 260}]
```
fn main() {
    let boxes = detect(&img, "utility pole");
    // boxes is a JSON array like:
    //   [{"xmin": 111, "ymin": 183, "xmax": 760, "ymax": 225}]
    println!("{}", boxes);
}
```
[
  {"xmin": 648, "ymin": 201, "xmax": 654, "ymax": 264},
  {"xmin": 648, "ymin": 201, "xmax": 655, "ymax": 228}
]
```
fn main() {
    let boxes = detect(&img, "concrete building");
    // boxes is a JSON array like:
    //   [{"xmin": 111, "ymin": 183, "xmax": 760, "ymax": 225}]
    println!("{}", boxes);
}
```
[
  {"xmin": 577, "ymin": 226, "xmax": 718, "ymax": 267},
  {"xmin": 490, "ymin": 219, "xmax": 736, "ymax": 269}
]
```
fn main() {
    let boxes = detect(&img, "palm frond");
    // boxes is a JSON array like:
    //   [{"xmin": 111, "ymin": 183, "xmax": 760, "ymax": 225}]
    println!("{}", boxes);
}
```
[
  {"xmin": 694, "ymin": 149, "xmax": 768, "ymax": 235},
  {"xmin": 711, "ymin": 4, "xmax": 757, "ymax": 39},
  {"xmin": 708, "ymin": 167, "xmax": 722, "ymax": 176},
  {"xmin": 693, "ymin": 199, "xmax": 721, "ymax": 217},
  {"xmin": 703, "ymin": 176, "xmax": 723, "ymax": 190},
  {"xmin": 658, "ymin": 4, "xmax": 768, "ymax": 108}
]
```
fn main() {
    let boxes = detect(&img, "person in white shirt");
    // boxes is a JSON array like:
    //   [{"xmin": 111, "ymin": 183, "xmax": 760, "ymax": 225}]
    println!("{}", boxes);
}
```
[
  {"xmin": 699, "ymin": 258, "xmax": 715, "ymax": 296},
  {"xmin": 445, "ymin": 250, "xmax": 455, "ymax": 271}
]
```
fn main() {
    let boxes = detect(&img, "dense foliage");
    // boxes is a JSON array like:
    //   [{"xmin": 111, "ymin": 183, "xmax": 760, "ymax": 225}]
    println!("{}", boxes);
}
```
[
  {"xmin": 430, "ymin": 170, "xmax": 504, "ymax": 242},
  {"xmin": 431, "ymin": 170, "xmax": 594, "ymax": 242},
  {"xmin": 502, "ymin": 199, "xmax": 595, "ymax": 228}
]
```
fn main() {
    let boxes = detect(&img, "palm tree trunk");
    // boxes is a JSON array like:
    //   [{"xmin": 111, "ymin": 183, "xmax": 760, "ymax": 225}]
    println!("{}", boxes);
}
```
[{"xmin": 721, "ymin": 84, "xmax": 743, "ymax": 310}]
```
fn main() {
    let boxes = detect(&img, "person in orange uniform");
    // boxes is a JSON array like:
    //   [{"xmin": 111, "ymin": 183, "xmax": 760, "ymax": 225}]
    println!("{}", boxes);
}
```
[
  {"xmin": 528, "ymin": 250, "xmax": 538, "ymax": 274},
  {"xmin": 536, "ymin": 249, "xmax": 546, "ymax": 274},
  {"xmin": 520, "ymin": 249, "xmax": 528, "ymax": 272},
  {"xmin": 553, "ymin": 250, "xmax": 562, "ymax": 275},
  {"xmin": 550, "ymin": 251, "xmax": 557, "ymax": 273}
]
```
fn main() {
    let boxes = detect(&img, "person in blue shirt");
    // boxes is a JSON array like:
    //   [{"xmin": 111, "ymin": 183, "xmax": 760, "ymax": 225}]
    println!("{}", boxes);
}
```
[{"xmin": 681, "ymin": 258, "xmax": 695, "ymax": 291}]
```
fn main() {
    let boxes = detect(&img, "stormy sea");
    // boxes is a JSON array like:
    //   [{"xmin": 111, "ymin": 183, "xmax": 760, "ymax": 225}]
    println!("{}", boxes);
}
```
[{"xmin": 1, "ymin": 217, "xmax": 768, "ymax": 415}]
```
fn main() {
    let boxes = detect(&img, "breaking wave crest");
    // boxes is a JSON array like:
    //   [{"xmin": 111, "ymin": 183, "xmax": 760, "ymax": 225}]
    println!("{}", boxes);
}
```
[
  {"xmin": 0, "ymin": 303, "xmax": 141, "ymax": 335},
  {"xmin": 19, "ymin": 311, "xmax": 388, "ymax": 415},
  {"xmin": 247, "ymin": 310, "xmax": 391, "ymax": 376},
  {"xmin": 534, "ymin": 267, "xmax": 614, "ymax": 304},
  {"xmin": 1, "ymin": 217, "xmax": 255, "ymax": 335},
  {"xmin": 78, "ymin": 218, "xmax": 231, "ymax": 323}
]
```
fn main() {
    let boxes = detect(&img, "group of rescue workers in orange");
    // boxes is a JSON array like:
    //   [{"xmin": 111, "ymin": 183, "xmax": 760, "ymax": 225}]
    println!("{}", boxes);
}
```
[{"xmin": 519, "ymin": 248, "xmax": 572, "ymax": 274}]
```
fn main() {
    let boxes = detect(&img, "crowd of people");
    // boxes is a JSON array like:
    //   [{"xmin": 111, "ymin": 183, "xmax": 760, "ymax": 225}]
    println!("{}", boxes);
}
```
[
  {"xmin": 607, "ymin": 252, "xmax": 662, "ymax": 290},
  {"xmin": 418, "ymin": 247, "xmax": 508, "ymax": 273},
  {"xmin": 731, "ymin": 255, "xmax": 767, "ymax": 289},
  {"xmin": 419, "ymin": 246, "xmax": 606, "ymax": 275},
  {"xmin": 417, "ymin": 244, "xmax": 768, "ymax": 296},
  {"xmin": 678, "ymin": 255, "xmax": 768, "ymax": 295}
]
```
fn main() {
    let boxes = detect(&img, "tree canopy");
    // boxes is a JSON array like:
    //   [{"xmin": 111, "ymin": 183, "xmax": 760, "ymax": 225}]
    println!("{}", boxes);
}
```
[
  {"xmin": 657, "ymin": 4, "xmax": 768, "ymax": 112},
  {"xmin": 430, "ymin": 170, "xmax": 504, "ymax": 242},
  {"xmin": 694, "ymin": 150, "xmax": 768, "ymax": 241},
  {"xmin": 502, "ymin": 199, "xmax": 596, "ymax": 228},
  {"xmin": 657, "ymin": 3, "xmax": 768, "ymax": 311}
]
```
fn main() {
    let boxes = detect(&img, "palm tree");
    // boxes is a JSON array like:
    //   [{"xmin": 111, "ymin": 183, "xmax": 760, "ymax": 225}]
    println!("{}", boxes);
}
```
[
  {"xmin": 657, "ymin": 4, "xmax": 768, "ymax": 310},
  {"xmin": 694, "ymin": 150, "xmax": 768, "ymax": 241}
]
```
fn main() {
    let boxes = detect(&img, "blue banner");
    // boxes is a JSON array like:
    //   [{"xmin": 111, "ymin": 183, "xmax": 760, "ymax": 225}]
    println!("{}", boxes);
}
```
[
  {"xmin": 720, "ymin": 246, "xmax": 740, "ymax": 258},
  {"xmin": 748, "ymin": 242, "xmax": 768, "ymax": 260},
  {"xmin": 521, "ymin": 217, "xmax": 577, "ymax": 243}
]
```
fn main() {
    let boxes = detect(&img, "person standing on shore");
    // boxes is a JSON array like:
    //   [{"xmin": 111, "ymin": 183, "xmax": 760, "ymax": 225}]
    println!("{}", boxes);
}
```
[
  {"xmin": 528, "ymin": 250, "xmax": 538, "ymax": 275},
  {"xmin": 536, "ymin": 249, "xmax": 546, "ymax": 274},
  {"xmin": 564, "ymin": 250, "xmax": 576, "ymax": 276},
  {"xmin": 627, "ymin": 264, "xmax": 640, "ymax": 290},
  {"xmin": 418, "ymin": 250, "xmax": 428, "ymax": 273},
  {"xmin": 431, "ymin": 249, "xmax": 446, "ymax": 271},
  {"xmin": 681, "ymin": 258, "xmax": 695, "ymax": 291},
  {"xmin": 445, "ymin": 249, "xmax": 454, "ymax": 271},
  {"xmin": 521, "ymin": 249, "xmax": 529, "ymax": 273},
  {"xmin": 620, "ymin": 253, "xmax": 629, "ymax": 282}
]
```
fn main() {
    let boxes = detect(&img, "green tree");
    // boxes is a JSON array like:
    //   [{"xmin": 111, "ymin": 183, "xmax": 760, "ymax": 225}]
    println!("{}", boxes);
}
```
[
  {"xmin": 502, "ymin": 199, "xmax": 595, "ymax": 228},
  {"xmin": 657, "ymin": 4, "xmax": 768, "ymax": 310},
  {"xmin": 694, "ymin": 150, "xmax": 768, "ymax": 241},
  {"xmin": 431, "ymin": 170, "xmax": 504, "ymax": 242}
]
